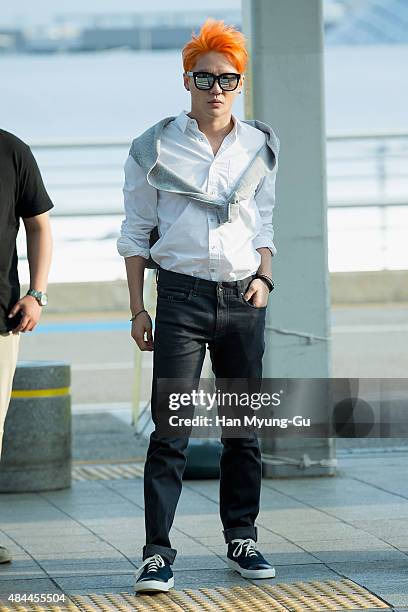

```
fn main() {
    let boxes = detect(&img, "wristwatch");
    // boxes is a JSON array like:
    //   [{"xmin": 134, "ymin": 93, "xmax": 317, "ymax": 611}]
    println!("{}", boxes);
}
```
[{"xmin": 26, "ymin": 289, "xmax": 48, "ymax": 306}]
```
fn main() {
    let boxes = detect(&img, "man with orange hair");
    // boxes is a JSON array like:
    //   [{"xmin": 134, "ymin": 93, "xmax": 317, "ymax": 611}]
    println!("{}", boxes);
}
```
[{"xmin": 118, "ymin": 18, "xmax": 279, "ymax": 592}]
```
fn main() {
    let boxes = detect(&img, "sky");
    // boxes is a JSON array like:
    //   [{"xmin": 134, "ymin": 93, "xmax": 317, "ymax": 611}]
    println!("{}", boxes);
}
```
[{"xmin": 1, "ymin": 0, "xmax": 241, "ymax": 28}]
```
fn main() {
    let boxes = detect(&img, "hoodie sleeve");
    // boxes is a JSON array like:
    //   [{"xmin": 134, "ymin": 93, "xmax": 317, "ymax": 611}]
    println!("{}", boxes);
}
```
[
  {"xmin": 116, "ymin": 154, "xmax": 158, "ymax": 259},
  {"xmin": 252, "ymin": 165, "xmax": 278, "ymax": 256}
]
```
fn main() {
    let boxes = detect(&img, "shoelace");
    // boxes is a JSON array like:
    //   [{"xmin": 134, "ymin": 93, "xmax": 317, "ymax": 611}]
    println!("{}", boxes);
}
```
[
  {"xmin": 146, "ymin": 554, "xmax": 165, "ymax": 572},
  {"xmin": 136, "ymin": 554, "xmax": 165, "ymax": 578},
  {"xmin": 231, "ymin": 538, "xmax": 259, "ymax": 558}
]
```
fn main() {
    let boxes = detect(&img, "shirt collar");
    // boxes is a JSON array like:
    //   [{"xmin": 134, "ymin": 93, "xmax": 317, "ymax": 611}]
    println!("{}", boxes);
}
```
[
  {"xmin": 174, "ymin": 110, "xmax": 190, "ymax": 133},
  {"xmin": 175, "ymin": 109, "xmax": 242, "ymax": 139}
]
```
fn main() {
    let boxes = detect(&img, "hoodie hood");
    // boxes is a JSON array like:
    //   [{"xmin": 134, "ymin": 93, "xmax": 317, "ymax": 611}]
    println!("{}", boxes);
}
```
[{"xmin": 129, "ymin": 115, "xmax": 279, "ymax": 224}]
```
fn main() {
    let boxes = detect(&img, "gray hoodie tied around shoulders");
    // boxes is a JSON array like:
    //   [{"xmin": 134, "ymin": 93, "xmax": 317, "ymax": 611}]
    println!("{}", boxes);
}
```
[{"xmin": 128, "ymin": 115, "xmax": 280, "ymax": 268}]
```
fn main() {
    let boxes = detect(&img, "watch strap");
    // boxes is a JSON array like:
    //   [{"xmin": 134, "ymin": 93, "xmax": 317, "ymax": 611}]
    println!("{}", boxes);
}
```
[{"xmin": 26, "ymin": 289, "xmax": 47, "ymax": 305}]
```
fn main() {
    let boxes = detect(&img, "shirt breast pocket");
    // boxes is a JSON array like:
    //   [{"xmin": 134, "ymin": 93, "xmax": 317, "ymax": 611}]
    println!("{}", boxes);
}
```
[{"xmin": 228, "ymin": 157, "xmax": 259, "ymax": 200}]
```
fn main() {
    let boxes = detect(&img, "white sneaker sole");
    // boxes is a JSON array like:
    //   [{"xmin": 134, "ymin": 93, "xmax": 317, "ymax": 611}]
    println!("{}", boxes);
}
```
[
  {"xmin": 134, "ymin": 576, "xmax": 174, "ymax": 593},
  {"xmin": 227, "ymin": 558, "xmax": 276, "ymax": 579}
]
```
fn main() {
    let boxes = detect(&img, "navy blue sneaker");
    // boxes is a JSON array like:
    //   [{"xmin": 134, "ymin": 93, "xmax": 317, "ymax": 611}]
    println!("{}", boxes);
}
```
[
  {"xmin": 134, "ymin": 554, "xmax": 174, "ymax": 593},
  {"xmin": 227, "ymin": 538, "xmax": 275, "ymax": 579}
]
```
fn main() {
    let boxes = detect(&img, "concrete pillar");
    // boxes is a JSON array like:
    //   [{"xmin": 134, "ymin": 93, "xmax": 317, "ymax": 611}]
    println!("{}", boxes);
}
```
[{"xmin": 242, "ymin": 0, "xmax": 335, "ymax": 476}]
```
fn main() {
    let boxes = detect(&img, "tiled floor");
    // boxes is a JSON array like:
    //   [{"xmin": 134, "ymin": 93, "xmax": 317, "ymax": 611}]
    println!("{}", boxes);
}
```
[{"xmin": 1, "ymin": 452, "xmax": 407, "ymax": 608}]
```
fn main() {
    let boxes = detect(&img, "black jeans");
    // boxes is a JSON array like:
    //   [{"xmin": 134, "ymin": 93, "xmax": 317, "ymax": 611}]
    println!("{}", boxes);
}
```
[{"xmin": 143, "ymin": 267, "xmax": 267, "ymax": 564}]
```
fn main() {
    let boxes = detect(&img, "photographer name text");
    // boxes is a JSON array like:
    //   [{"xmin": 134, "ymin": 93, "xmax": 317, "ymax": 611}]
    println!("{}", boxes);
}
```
[{"xmin": 168, "ymin": 415, "xmax": 311, "ymax": 429}]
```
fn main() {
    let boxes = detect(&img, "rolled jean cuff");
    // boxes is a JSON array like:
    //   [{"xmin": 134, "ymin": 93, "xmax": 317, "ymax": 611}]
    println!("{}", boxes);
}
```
[
  {"xmin": 142, "ymin": 544, "xmax": 177, "ymax": 565},
  {"xmin": 223, "ymin": 525, "xmax": 258, "ymax": 544}
]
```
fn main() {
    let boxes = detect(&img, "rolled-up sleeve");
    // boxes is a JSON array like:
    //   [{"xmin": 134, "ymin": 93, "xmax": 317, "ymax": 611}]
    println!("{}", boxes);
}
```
[
  {"xmin": 252, "ymin": 166, "xmax": 278, "ymax": 256},
  {"xmin": 116, "ymin": 155, "xmax": 158, "ymax": 259}
]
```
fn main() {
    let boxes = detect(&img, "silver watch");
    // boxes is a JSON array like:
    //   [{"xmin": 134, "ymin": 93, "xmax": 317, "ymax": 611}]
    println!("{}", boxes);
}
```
[{"xmin": 26, "ymin": 289, "xmax": 48, "ymax": 306}]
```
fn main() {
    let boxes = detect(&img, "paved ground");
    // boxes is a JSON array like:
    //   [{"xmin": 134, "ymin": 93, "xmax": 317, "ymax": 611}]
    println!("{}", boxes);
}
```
[
  {"xmin": 0, "ymin": 303, "xmax": 407, "ymax": 608},
  {"xmin": 1, "ymin": 450, "xmax": 408, "ymax": 608}
]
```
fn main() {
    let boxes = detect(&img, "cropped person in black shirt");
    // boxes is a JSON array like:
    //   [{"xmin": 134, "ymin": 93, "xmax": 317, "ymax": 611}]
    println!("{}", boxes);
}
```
[{"xmin": 0, "ymin": 129, "xmax": 53, "ymax": 564}]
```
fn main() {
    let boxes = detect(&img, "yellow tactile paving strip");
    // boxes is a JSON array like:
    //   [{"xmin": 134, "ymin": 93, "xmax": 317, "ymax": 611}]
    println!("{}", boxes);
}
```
[
  {"xmin": 72, "ymin": 463, "xmax": 144, "ymax": 481},
  {"xmin": 0, "ymin": 579, "xmax": 391, "ymax": 611}
]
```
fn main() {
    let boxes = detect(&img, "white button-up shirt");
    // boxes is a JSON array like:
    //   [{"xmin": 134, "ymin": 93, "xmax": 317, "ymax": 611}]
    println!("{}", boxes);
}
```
[{"xmin": 117, "ymin": 110, "xmax": 278, "ymax": 281}]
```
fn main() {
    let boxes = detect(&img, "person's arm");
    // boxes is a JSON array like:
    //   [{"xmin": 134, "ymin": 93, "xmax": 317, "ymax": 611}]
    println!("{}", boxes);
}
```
[
  {"xmin": 117, "ymin": 155, "xmax": 158, "ymax": 351},
  {"xmin": 25, "ymin": 212, "xmax": 53, "ymax": 292},
  {"xmin": 9, "ymin": 213, "xmax": 53, "ymax": 333},
  {"xmin": 8, "ymin": 143, "xmax": 54, "ymax": 333},
  {"xmin": 125, "ymin": 256, "xmax": 147, "ymax": 317},
  {"xmin": 253, "ymin": 169, "xmax": 278, "ymax": 266},
  {"xmin": 256, "ymin": 247, "xmax": 272, "ymax": 278},
  {"xmin": 124, "ymin": 255, "xmax": 154, "ymax": 351},
  {"xmin": 245, "ymin": 170, "xmax": 278, "ymax": 306}
]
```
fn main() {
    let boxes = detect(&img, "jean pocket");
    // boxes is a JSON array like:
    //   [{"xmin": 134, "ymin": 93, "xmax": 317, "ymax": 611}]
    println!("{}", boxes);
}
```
[
  {"xmin": 239, "ymin": 292, "xmax": 267, "ymax": 310},
  {"xmin": 157, "ymin": 286, "xmax": 192, "ymax": 303}
]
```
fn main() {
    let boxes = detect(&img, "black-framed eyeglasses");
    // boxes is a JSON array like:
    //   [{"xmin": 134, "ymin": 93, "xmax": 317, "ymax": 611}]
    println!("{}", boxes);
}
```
[{"xmin": 185, "ymin": 71, "xmax": 241, "ymax": 91}]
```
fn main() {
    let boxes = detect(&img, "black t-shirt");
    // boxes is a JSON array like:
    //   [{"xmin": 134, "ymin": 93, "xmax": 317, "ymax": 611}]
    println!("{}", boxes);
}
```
[{"xmin": 0, "ymin": 130, "xmax": 53, "ymax": 332}]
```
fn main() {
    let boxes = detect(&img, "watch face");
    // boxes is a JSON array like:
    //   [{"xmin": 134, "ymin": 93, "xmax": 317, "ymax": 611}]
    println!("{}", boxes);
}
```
[{"xmin": 40, "ymin": 294, "xmax": 48, "ymax": 306}]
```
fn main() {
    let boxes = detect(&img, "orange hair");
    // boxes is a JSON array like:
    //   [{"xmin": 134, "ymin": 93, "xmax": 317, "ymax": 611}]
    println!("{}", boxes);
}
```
[{"xmin": 182, "ymin": 18, "xmax": 248, "ymax": 74}]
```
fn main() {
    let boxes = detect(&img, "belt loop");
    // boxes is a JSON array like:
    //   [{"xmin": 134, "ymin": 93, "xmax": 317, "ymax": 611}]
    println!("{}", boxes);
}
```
[
  {"xmin": 236, "ymin": 278, "xmax": 242, "ymax": 297},
  {"xmin": 237, "ymin": 275, "xmax": 251, "ymax": 296},
  {"xmin": 193, "ymin": 277, "xmax": 200, "ymax": 296}
]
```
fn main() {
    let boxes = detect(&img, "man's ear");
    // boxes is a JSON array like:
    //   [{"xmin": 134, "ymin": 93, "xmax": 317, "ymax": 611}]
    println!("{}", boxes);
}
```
[
  {"xmin": 238, "ymin": 74, "xmax": 245, "ymax": 94},
  {"xmin": 183, "ymin": 74, "xmax": 190, "ymax": 91}
]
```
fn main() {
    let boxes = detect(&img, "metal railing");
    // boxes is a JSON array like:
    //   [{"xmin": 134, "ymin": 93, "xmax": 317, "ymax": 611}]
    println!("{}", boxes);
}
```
[
  {"xmin": 326, "ymin": 131, "xmax": 408, "ymax": 207},
  {"xmin": 30, "ymin": 132, "xmax": 408, "ymax": 270},
  {"xmin": 31, "ymin": 131, "xmax": 408, "ymax": 211}
]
